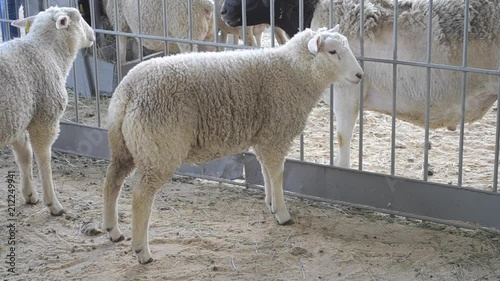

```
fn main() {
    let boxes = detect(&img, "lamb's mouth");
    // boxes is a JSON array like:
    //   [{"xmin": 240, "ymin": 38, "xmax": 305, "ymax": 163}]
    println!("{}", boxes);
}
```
[{"xmin": 345, "ymin": 77, "xmax": 360, "ymax": 84}]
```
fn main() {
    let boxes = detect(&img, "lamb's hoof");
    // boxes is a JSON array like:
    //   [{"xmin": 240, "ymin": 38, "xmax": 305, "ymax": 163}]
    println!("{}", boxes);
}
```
[
  {"xmin": 135, "ymin": 249, "xmax": 153, "ymax": 264},
  {"xmin": 274, "ymin": 209, "xmax": 292, "ymax": 225},
  {"xmin": 26, "ymin": 197, "xmax": 40, "ymax": 205},
  {"xmin": 110, "ymin": 235, "xmax": 125, "ymax": 243},
  {"xmin": 50, "ymin": 209, "xmax": 66, "ymax": 216},
  {"xmin": 139, "ymin": 257, "xmax": 154, "ymax": 265}
]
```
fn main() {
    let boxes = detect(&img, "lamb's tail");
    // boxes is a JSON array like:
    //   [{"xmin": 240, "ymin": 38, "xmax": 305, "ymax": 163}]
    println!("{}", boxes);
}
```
[{"xmin": 107, "ymin": 92, "xmax": 134, "ymax": 165}]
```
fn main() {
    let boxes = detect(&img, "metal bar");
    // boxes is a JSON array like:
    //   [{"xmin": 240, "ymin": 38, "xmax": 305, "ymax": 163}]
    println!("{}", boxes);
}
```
[
  {"xmin": 188, "ymin": 0, "xmax": 193, "ymax": 51},
  {"xmin": 95, "ymin": 28, "xmax": 256, "ymax": 49},
  {"xmin": 72, "ymin": 60, "xmax": 79, "ymax": 123},
  {"xmin": 457, "ymin": 0, "xmax": 470, "ymax": 187},
  {"xmin": 390, "ymin": 0, "xmax": 398, "ymax": 176},
  {"xmin": 423, "ymin": 0, "xmax": 433, "ymax": 181},
  {"xmin": 493, "ymin": 74, "xmax": 500, "ymax": 192},
  {"xmin": 89, "ymin": 0, "xmax": 101, "ymax": 127},
  {"xmin": 329, "ymin": 0, "xmax": 335, "ymax": 166},
  {"xmin": 162, "ymin": 0, "xmax": 169, "ymax": 56},
  {"xmin": 113, "ymin": 0, "xmax": 122, "ymax": 81},
  {"xmin": 358, "ymin": 0, "xmax": 365, "ymax": 170},
  {"xmin": 299, "ymin": 0, "xmax": 304, "ymax": 161},
  {"xmin": 137, "ymin": 0, "xmax": 144, "ymax": 61},
  {"xmin": 241, "ymin": 0, "xmax": 246, "ymax": 45},
  {"xmin": 270, "ymin": 0, "xmax": 275, "ymax": 48},
  {"xmin": 212, "ymin": 0, "xmax": 218, "ymax": 48}
]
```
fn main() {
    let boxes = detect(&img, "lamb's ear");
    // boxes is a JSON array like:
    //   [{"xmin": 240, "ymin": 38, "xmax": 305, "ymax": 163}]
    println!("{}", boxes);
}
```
[
  {"xmin": 11, "ymin": 15, "xmax": 36, "ymax": 28},
  {"xmin": 329, "ymin": 24, "xmax": 340, "ymax": 33},
  {"xmin": 56, "ymin": 14, "xmax": 70, "ymax": 29},
  {"xmin": 307, "ymin": 34, "xmax": 322, "ymax": 55}
]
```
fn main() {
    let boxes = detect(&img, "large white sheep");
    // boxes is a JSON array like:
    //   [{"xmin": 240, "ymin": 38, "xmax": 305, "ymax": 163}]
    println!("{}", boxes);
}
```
[
  {"xmin": 103, "ymin": 26, "xmax": 363, "ymax": 264},
  {"xmin": 222, "ymin": 0, "xmax": 500, "ymax": 169},
  {"xmin": 0, "ymin": 6, "xmax": 95, "ymax": 215},
  {"xmin": 104, "ymin": 0, "xmax": 215, "ymax": 62}
]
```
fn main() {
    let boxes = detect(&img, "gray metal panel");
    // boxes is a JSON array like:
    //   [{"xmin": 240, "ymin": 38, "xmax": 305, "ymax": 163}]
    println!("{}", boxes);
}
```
[
  {"xmin": 243, "ymin": 153, "xmax": 500, "ymax": 231},
  {"xmin": 52, "ymin": 122, "xmax": 244, "ymax": 180},
  {"xmin": 66, "ymin": 52, "xmax": 117, "ymax": 98}
]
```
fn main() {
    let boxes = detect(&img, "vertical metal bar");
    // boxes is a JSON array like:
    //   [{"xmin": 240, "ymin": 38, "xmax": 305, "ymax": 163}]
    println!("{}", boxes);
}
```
[
  {"xmin": 72, "ymin": 60, "xmax": 79, "ymax": 123},
  {"xmin": 269, "ymin": 0, "xmax": 274, "ymax": 48},
  {"xmin": 493, "ymin": 79, "xmax": 500, "ymax": 192},
  {"xmin": 188, "ymin": 0, "xmax": 193, "ymax": 51},
  {"xmin": 89, "ymin": 0, "xmax": 101, "ymax": 127},
  {"xmin": 423, "ymin": 0, "xmax": 433, "ymax": 181},
  {"xmin": 457, "ymin": 0, "xmax": 470, "ymax": 187},
  {"xmin": 213, "ymin": 0, "xmax": 218, "ymax": 48},
  {"xmin": 493, "ymin": 76, "xmax": 500, "ymax": 192},
  {"xmin": 299, "ymin": 0, "xmax": 304, "ymax": 161},
  {"xmin": 390, "ymin": 0, "xmax": 398, "ymax": 175},
  {"xmin": 358, "ymin": 0, "xmax": 365, "ymax": 170},
  {"xmin": 241, "ymin": 0, "xmax": 246, "ymax": 45},
  {"xmin": 3, "ymin": 0, "xmax": 10, "ymax": 40},
  {"xmin": 329, "ymin": 0, "xmax": 335, "ymax": 166},
  {"xmin": 70, "ymin": 1, "xmax": 79, "ymax": 121},
  {"xmin": 137, "ymin": 0, "xmax": 144, "ymax": 62},
  {"xmin": 113, "ymin": 0, "xmax": 122, "ymax": 81},
  {"xmin": 162, "ymin": 0, "xmax": 169, "ymax": 56}
]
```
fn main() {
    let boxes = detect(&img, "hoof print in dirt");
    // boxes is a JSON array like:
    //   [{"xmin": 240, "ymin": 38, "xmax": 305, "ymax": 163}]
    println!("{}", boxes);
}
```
[{"xmin": 81, "ymin": 223, "xmax": 103, "ymax": 236}]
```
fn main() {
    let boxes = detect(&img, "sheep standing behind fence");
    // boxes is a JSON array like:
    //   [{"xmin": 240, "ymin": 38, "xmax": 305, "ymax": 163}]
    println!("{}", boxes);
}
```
[
  {"xmin": 103, "ymin": 0, "xmax": 215, "ymax": 62},
  {"xmin": 102, "ymin": 26, "xmax": 363, "ymax": 264},
  {"xmin": 0, "ymin": 6, "xmax": 95, "ymax": 215}
]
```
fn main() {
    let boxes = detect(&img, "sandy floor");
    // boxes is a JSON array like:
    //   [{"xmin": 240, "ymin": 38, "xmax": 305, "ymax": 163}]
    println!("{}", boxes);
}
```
[{"xmin": 1, "ymin": 147, "xmax": 499, "ymax": 280}]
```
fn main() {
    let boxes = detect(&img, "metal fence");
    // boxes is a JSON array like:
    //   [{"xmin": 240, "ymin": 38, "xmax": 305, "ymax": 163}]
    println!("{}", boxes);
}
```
[{"xmin": 2, "ymin": 0, "xmax": 499, "ymax": 233}]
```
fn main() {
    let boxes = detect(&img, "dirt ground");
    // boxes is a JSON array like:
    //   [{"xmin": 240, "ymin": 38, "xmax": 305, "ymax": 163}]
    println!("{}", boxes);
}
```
[{"xmin": 1, "ymin": 147, "xmax": 500, "ymax": 280}]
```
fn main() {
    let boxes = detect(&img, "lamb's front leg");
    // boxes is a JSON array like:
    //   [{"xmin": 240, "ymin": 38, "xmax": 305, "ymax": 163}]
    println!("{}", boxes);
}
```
[
  {"xmin": 11, "ymin": 132, "xmax": 39, "ymax": 204},
  {"xmin": 29, "ymin": 126, "xmax": 64, "ymax": 216},
  {"xmin": 333, "ymin": 91, "xmax": 360, "ymax": 169}
]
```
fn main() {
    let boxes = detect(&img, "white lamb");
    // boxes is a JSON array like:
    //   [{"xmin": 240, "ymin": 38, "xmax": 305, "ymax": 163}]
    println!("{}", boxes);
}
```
[
  {"xmin": 102, "ymin": 26, "xmax": 363, "ymax": 264},
  {"xmin": 0, "ymin": 6, "xmax": 95, "ymax": 215},
  {"xmin": 104, "ymin": 0, "xmax": 215, "ymax": 62},
  {"xmin": 311, "ymin": 0, "xmax": 500, "ymax": 168}
]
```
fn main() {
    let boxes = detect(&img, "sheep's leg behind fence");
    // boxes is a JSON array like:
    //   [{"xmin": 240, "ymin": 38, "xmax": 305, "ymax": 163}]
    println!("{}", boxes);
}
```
[
  {"xmin": 11, "ymin": 132, "xmax": 38, "ymax": 205},
  {"xmin": 254, "ymin": 145, "xmax": 292, "ymax": 225},
  {"xmin": 28, "ymin": 124, "xmax": 64, "ymax": 216},
  {"xmin": 333, "ymin": 89, "xmax": 361, "ymax": 169}
]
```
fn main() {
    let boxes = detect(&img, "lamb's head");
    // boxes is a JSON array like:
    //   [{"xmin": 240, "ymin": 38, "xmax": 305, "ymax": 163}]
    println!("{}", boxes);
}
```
[
  {"xmin": 307, "ymin": 26, "xmax": 363, "ymax": 85},
  {"xmin": 12, "ymin": 6, "xmax": 95, "ymax": 49}
]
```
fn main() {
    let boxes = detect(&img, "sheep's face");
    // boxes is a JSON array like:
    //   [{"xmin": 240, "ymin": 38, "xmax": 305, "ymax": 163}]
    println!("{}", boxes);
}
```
[
  {"xmin": 308, "ymin": 26, "xmax": 363, "ymax": 85},
  {"xmin": 12, "ymin": 6, "xmax": 95, "ymax": 49}
]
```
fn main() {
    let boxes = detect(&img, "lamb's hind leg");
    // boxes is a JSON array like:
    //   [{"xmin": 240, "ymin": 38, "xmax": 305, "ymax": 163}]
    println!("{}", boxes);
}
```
[
  {"xmin": 11, "ymin": 132, "xmax": 39, "ymax": 204},
  {"xmin": 254, "ymin": 145, "xmax": 292, "ymax": 225},
  {"xmin": 132, "ymin": 169, "xmax": 174, "ymax": 264},
  {"xmin": 103, "ymin": 156, "xmax": 135, "ymax": 242},
  {"xmin": 28, "ymin": 125, "xmax": 63, "ymax": 216}
]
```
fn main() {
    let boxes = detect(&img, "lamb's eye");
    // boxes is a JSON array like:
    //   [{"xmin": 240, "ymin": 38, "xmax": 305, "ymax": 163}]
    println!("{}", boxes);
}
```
[{"xmin": 329, "ymin": 50, "xmax": 337, "ymax": 55}]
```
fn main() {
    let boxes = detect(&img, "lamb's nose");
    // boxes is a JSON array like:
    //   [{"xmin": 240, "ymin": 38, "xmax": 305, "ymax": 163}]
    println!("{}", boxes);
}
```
[{"xmin": 356, "ymin": 72, "xmax": 363, "ymax": 79}]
